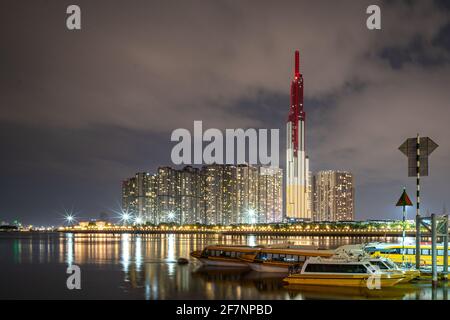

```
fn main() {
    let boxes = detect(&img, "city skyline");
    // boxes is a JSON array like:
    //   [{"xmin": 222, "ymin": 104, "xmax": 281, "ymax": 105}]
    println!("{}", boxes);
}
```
[
  {"xmin": 122, "ymin": 164, "xmax": 283, "ymax": 225},
  {"xmin": 1, "ymin": 1, "xmax": 450, "ymax": 225},
  {"xmin": 121, "ymin": 166, "xmax": 355, "ymax": 226}
]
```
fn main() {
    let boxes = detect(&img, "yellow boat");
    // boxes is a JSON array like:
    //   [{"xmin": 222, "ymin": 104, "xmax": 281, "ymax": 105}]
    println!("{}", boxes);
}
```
[
  {"xmin": 284, "ymin": 283, "xmax": 420, "ymax": 300},
  {"xmin": 190, "ymin": 245, "xmax": 259, "ymax": 267},
  {"xmin": 239, "ymin": 247, "xmax": 334, "ymax": 273},
  {"xmin": 284, "ymin": 256, "xmax": 405, "ymax": 288},
  {"xmin": 367, "ymin": 244, "xmax": 449, "ymax": 267}
]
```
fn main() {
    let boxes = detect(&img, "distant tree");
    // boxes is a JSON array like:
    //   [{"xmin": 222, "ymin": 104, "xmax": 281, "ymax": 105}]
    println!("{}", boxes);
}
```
[{"xmin": 99, "ymin": 212, "xmax": 110, "ymax": 222}]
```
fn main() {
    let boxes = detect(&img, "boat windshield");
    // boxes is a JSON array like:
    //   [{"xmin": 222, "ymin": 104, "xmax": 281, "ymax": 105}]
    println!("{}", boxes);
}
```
[
  {"xmin": 370, "ymin": 260, "xmax": 389, "ymax": 270},
  {"xmin": 378, "ymin": 248, "xmax": 402, "ymax": 254},
  {"xmin": 383, "ymin": 259, "xmax": 398, "ymax": 269},
  {"xmin": 364, "ymin": 247, "xmax": 377, "ymax": 253}
]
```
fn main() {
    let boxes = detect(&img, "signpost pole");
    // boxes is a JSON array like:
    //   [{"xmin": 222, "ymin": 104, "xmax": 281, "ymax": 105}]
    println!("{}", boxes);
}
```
[
  {"xmin": 402, "ymin": 204, "xmax": 406, "ymax": 266},
  {"xmin": 399, "ymin": 135, "xmax": 438, "ymax": 271},
  {"xmin": 444, "ymin": 215, "xmax": 449, "ymax": 280},
  {"xmin": 431, "ymin": 214, "xmax": 437, "ymax": 285},
  {"xmin": 416, "ymin": 134, "xmax": 421, "ymax": 270}
]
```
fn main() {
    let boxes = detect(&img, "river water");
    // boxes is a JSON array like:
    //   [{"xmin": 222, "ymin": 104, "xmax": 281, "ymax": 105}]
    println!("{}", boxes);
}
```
[{"xmin": 0, "ymin": 232, "xmax": 448, "ymax": 300}]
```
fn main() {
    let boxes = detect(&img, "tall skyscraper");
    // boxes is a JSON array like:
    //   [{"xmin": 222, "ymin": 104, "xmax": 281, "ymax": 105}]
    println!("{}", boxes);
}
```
[
  {"xmin": 312, "ymin": 170, "xmax": 355, "ymax": 222},
  {"xmin": 286, "ymin": 50, "xmax": 311, "ymax": 220}
]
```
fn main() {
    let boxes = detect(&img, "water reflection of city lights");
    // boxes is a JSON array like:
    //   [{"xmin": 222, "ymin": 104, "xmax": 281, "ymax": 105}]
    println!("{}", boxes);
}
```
[
  {"xmin": 66, "ymin": 233, "xmax": 74, "ymax": 266},
  {"xmin": 167, "ymin": 234, "xmax": 176, "ymax": 276},
  {"xmin": 247, "ymin": 234, "xmax": 257, "ymax": 247},
  {"xmin": 7, "ymin": 233, "xmax": 446, "ymax": 300},
  {"xmin": 121, "ymin": 234, "xmax": 131, "ymax": 273},
  {"xmin": 135, "ymin": 235, "xmax": 142, "ymax": 272}
]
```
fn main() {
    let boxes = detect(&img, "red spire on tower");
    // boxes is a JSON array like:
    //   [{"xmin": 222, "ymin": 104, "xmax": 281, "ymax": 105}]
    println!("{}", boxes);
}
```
[
  {"xmin": 295, "ymin": 50, "xmax": 300, "ymax": 76},
  {"xmin": 288, "ymin": 50, "xmax": 305, "ymax": 156}
]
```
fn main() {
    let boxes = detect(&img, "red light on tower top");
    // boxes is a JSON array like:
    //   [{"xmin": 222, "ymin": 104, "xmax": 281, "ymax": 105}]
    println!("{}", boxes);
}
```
[{"xmin": 295, "ymin": 50, "xmax": 300, "ymax": 77}]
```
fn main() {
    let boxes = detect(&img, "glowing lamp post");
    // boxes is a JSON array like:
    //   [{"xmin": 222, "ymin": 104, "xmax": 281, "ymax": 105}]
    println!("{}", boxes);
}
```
[
  {"xmin": 121, "ymin": 212, "xmax": 132, "ymax": 226},
  {"xmin": 65, "ymin": 214, "xmax": 75, "ymax": 227},
  {"xmin": 248, "ymin": 209, "xmax": 257, "ymax": 225},
  {"xmin": 167, "ymin": 211, "xmax": 176, "ymax": 223},
  {"xmin": 134, "ymin": 216, "xmax": 143, "ymax": 226}
]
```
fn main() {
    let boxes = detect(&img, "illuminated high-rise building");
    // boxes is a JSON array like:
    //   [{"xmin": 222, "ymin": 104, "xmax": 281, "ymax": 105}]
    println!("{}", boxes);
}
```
[
  {"xmin": 203, "ymin": 164, "xmax": 237, "ymax": 225},
  {"xmin": 156, "ymin": 167, "xmax": 180, "ymax": 224},
  {"xmin": 286, "ymin": 50, "xmax": 311, "ymax": 221},
  {"xmin": 179, "ymin": 166, "xmax": 204, "ymax": 224},
  {"xmin": 258, "ymin": 167, "xmax": 283, "ymax": 223},
  {"xmin": 203, "ymin": 164, "xmax": 221, "ymax": 225},
  {"xmin": 236, "ymin": 164, "xmax": 259, "ymax": 224},
  {"xmin": 222, "ymin": 165, "xmax": 238, "ymax": 225},
  {"xmin": 122, "ymin": 172, "xmax": 157, "ymax": 223},
  {"xmin": 122, "ymin": 178, "xmax": 136, "ymax": 214},
  {"xmin": 145, "ymin": 173, "xmax": 158, "ymax": 224},
  {"xmin": 312, "ymin": 170, "xmax": 355, "ymax": 222}
]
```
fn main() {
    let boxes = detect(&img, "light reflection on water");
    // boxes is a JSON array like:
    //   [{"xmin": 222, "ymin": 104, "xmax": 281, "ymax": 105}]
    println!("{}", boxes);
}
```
[{"xmin": 0, "ymin": 232, "xmax": 448, "ymax": 300}]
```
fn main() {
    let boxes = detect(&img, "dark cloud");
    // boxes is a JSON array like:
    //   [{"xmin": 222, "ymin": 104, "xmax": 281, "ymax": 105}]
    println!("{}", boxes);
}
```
[{"xmin": 0, "ymin": 0, "xmax": 449, "ymax": 224}]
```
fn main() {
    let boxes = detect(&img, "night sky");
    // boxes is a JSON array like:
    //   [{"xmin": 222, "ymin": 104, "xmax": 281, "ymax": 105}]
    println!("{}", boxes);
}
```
[{"xmin": 1, "ymin": 0, "xmax": 450, "ymax": 225}]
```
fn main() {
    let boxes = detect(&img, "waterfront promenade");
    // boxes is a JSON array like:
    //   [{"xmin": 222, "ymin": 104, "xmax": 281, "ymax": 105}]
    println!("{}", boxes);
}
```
[{"xmin": 55, "ymin": 226, "xmax": 425, "ymax": 237}]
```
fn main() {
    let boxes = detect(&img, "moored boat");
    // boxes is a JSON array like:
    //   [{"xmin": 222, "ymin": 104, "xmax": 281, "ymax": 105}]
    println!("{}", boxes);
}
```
[
  {"xmin": 365, "ymin": 242, "xmax": 450, "ymax": 267},
  {"xmin": 335, "ymin": 244, "xmax": 420, "ymax": 283},
  {"xmin": 283, "ymin": 256, "xmax": 405, "ymax": 287},
  {"xmin": 190, "ymin": 245, "xmax": 259, "ymax": 267},
  {"xmin": 239, "ymin": 247, "xmax": 334, "ymax": 273}
]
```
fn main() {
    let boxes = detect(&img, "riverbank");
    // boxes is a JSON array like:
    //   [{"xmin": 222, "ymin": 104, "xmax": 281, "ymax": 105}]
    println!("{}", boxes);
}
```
[{"xmin": 52, "ymin": 229, "xmax": 427, "ymax": 237}]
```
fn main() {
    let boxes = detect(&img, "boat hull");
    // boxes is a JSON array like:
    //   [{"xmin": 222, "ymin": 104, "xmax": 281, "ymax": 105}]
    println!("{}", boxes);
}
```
[
  {"xmin": 283, "ymin": 274, "xmax": 404, "ymax": 288},
  {"xmin": 402, "ymin": 270, "xmax": 420, "ymax": 282},
  {"xmin": 196, "ymin": 258, "xmax": 249, "ymax": 268},
  {"xmin": 247, "ymin": 262, "xmax": 289, "ymax": 273},
  {"xmin": 190, "ymin": 251, "xmax": 249, "ymax": 267}
]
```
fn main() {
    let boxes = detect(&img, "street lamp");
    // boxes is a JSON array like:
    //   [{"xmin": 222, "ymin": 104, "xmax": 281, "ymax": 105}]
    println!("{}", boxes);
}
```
[
  {"xmin": 120, "ymin": 210, "xmax": 132, "ymax": 225},
  {"xmin": 248, "ymin": 209, "xmax": 256, "ymax": 225},
  {"xmin": 134, "ymin": 216, "xmax": 143, "ymax": 225},
  {"xmin": 65, "ymin": 214, "xmax": 75, "ymax": 226}
]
